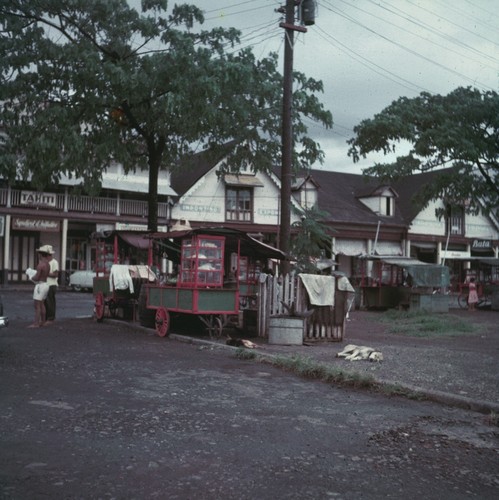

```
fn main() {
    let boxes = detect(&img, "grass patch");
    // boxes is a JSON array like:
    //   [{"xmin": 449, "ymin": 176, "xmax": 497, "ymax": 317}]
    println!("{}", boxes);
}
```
[
  {"xmin": 378, "ymin": 310, "xmax": 476, "ymax": 338},
  {"xmin": 234, "ymin": 351, "xmax": 430, "ymax": 400},
  {"xmin": 257, "ymin": 354, "xmax": 375, "ymax": 389}
]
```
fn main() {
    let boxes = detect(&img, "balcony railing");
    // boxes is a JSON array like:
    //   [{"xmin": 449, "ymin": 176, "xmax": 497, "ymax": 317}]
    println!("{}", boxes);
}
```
[{"xmin": 1, "ymin": 188, "xmax": 169, "ymax": 218}]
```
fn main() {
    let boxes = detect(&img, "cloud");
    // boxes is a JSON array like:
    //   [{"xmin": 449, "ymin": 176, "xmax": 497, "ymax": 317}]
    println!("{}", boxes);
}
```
[{"xmin": 202, "ymin": 0, "xmax": 498, "ymax": 173}]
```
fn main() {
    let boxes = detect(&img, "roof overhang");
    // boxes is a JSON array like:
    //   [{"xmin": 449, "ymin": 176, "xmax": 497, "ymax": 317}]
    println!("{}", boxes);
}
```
[{"xmin": 224, "ymin": 174, "xmax": 264, "ymax": 187}]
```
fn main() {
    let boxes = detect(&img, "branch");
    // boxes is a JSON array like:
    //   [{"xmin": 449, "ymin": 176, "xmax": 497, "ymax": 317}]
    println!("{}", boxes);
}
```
[{"xmin": 475, "ymin": 160, "xmax": 499, "ymax": 197}]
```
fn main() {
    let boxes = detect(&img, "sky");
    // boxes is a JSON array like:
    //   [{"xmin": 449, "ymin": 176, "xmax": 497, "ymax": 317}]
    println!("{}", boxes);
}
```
[{"xmin": 198, "ymin": 0, "xmax": 499, "ymax": 174}]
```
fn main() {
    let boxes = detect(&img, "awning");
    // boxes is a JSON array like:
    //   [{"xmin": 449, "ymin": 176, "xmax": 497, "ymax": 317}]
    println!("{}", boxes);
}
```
[
  {"xmin": 117, "ymin": 232, "xmax": 150, "ymax": 250},
  {"xmin": 224, "ymin": 174, "xmax": 264, "ymax": 187},
  {"xmin": 364, "ymin": 256, "xmax": 450, "ymax": 287},
  {"xmin": 411, "ymin": 242, "xmax": 437, "ymax": 249},
  {"xmin": 148, "ymin": 227, "xmax": 287, "ymax": 262}
]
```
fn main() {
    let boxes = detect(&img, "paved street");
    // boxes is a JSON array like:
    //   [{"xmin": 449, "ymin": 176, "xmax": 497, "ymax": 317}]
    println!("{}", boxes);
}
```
[{"xmin": 0, "ymin": 289, "xmax": 498, "ymax": 499}]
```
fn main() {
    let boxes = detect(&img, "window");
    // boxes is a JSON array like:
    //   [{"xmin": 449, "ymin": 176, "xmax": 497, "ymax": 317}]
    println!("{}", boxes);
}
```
[
  {"xmin": 385, "ymin": 196, "xmax": 393, "ymax": 216},
  {"xmin": 447, "ymin": 206, "xmax": 464, "ymax": 235},
  {"xmin": 225, "ymin": 188, "xmax": 252, "ymax": 222}
]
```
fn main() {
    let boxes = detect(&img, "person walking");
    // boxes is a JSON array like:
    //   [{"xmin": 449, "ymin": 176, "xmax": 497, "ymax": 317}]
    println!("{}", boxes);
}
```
[
  {"xmin": 467, "ymin": 277, "xmax": 479, "ymax": 311},
  {"xmin": 45, "ymin": 245, "xmax": 59, "ymax": 324},
  {"xmin": 28, "ymin": 246, "xmax": 51, "ymax": 328}
]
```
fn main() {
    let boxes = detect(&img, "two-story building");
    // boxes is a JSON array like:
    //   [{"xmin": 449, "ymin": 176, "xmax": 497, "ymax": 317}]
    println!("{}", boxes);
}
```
[
  {"xmin": 2, "ymin": 144, "xmax": 498, "ymax": 290},
  {"xmin": 0, "ymin": 163, "xmax": 176, "ymax": 284}
]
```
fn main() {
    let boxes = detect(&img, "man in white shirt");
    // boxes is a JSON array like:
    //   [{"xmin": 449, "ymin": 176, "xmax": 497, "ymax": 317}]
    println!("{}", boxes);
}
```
[{"xmin": 44, "ymin": 245, "xmax": 59, "ymax": 324}]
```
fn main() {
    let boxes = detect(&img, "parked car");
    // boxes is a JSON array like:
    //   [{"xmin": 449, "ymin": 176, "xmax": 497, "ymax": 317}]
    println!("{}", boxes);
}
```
[
  {"xmin": 69, "ymin": 270, "xmax": 96, "ymax": 292},
  {"xmin": 0, "ymin": 296, "xmax": 8, "ymax": 327}
]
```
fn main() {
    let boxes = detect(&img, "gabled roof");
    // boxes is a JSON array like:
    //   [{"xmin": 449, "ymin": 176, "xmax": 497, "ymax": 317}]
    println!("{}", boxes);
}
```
[
  {"xmin": 305, "ymin": 169, "xmax": 406, "ymax": 226},
  {"xmin": 170, "ymin": 141, "xmax": 238, "ymax": 197}
]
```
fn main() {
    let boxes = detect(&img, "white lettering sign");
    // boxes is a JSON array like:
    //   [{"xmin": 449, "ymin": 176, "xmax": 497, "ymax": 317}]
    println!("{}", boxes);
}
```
[
  {"xmin": 257, "ymin": 208, "xmax": 279, "ymax": 216},
  {"xmin": 471, "ymin": 239, "xmax": 491, "ymax": 249},
  {"xmin": 179, "ymin": 204, "xmax": 220, "ymax": 213},
  {"xmin": 12, "ymin": 218, "xmax": 60, "ymax": 232},
  {"xmin": 20, "ymin": 191, "xmax": 57, "ymax": 208},
  {"xmin": 115, "ymin": 222, "xmax": 167, "ymax": 232},
  {"xmin": 440, "ymin": 250, "xmax": 471, "ymax": 259}
]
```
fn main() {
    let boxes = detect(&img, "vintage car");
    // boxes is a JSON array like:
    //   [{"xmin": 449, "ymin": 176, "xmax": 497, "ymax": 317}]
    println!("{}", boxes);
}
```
[
  {"xmin": 0, "ymin": 296, "xmax": 8, "ymax": 327},
  {"xmin": 69, "ymin": 270, "xmax": 96, "ymax": 292}
]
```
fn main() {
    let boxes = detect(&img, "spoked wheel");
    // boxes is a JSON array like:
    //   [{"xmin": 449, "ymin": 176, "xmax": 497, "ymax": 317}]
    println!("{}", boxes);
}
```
[
  {"xmin": 214, "ymin": 316, "xmax": 224, "ymax": 338},
  {"xmin": 155, "ymin": 307, "xmax": 170, "ymax": 337},
  {"xmin": 95, "ymin": 292, "xmax": 105, "ymax": 322},
  {"xmin": 458, "ymin": 293, "xmax": 468, "ymax": 309},
  {"xmin": 203, "ymin": 315, "xmax": 224, "ymax": 338},
  {"xmin": 108, "ymin": 299, "xmax": 118, "ymax": 318}
]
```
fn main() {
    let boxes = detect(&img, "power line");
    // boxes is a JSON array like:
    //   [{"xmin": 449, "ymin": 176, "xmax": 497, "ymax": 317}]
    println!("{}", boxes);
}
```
[
  {"xmin": 320, "ymin": 0, "xmax": 496, "ymax": 91},
  {"xmin": 378, "ymin": 0, "xmax": 499, "ymax": 65},
  {"xmin": 314, "ymin": 25, "xmax": 430, "ymax": 94}
]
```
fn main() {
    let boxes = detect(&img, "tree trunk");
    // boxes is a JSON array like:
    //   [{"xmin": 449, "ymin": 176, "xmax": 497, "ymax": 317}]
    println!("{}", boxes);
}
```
[{"xmin": 147, "ymin": 145, "xmax": 160, "ymax": 233}]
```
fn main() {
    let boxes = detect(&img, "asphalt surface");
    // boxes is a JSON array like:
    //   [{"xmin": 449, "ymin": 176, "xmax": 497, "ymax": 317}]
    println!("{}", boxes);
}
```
[{"xmin": 0, "ymin": 288, "xmax": 498, "ymax": 499}]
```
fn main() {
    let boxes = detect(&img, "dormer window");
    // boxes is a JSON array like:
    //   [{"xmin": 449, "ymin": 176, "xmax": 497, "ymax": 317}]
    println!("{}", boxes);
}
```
[
  {"xmin": 358, "ymin": 185, "xmax": 397, "ymax": 217},
  {"xmin": 292, "ymin": 175, "xmax": 319, "ymax": 209},
  {"xmin": 384, "ymin": 195, "xmax": 394, "ymax": 216}
]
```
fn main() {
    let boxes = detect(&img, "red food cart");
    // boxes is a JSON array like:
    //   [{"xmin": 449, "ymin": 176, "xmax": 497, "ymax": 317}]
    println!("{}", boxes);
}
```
[{"xmin": 142, "ymin": 227, "xmax": 285, "ymax": 337}]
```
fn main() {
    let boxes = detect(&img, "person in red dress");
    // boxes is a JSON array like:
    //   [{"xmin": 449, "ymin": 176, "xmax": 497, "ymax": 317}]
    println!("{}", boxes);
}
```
[{"xmin": 467, "ymin": 277, "xmax": 479, "ymax": 311}]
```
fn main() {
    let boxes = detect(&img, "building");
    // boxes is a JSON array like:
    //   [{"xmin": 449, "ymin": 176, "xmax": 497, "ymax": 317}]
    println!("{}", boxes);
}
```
[
  {"xmin": 2, "ymin": 148, "xmax": 498, "ymax": 290},
  {"xmin": 0, "ymin": 164, "xmax": 175, "ymax": 284}
]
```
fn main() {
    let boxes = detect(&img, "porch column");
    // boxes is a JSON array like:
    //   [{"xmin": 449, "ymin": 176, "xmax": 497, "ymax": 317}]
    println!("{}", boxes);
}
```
[
  {"xmin": 2, "ymin": 215, "xmax": 11, "ymax": 286},
  {"xmin": 60, "ymin": 218, "xmax": 68, "ymax": 286}
]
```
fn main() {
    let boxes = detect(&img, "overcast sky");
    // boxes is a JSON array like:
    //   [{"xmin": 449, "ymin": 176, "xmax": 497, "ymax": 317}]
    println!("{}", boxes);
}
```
[{"xmin": 199, "ymin": 0, "xmax": 498, "ymax": 174}]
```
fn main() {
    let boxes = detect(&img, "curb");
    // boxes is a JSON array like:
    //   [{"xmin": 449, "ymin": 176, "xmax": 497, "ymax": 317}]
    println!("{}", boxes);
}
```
[
  {"xmin": 171, "ymin": 331, "xmax": 499, "ymax": 416},
  {"xmin": 106, "ymin": 319, "xmax": 499, "ymax": 417}
]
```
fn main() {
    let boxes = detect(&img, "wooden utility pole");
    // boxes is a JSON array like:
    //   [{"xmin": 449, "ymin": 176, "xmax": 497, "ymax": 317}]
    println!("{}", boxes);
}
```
[{"xmin": 279, "ymin": 1, "xmax": 308, "ymax": 276}]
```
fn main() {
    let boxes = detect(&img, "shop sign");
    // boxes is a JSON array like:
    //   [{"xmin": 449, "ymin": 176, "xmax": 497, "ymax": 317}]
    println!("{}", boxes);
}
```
[
  {"xmin": 20, "ymin": 190, "xmax": 57, "ymax": 208},
  {"xmin": 179, "ymin": 203, "xmax": 220, "ymax": 213},
  {"xmin": 440, "ymin": 250, "xmax": 470, "ymax": 259},
  {"xmin": 471, "ymin": 239, "xmax": 492, "ymax": 250},
  {"xmin": 12, "ymin": 217, "xmax": 60, "ymax": 232},
  {"xmin": 115, "ymin": 222, "xmax": 167, "ymax": 232}
]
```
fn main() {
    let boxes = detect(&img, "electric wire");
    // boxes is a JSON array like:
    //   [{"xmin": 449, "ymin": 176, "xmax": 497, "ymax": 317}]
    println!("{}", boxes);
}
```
[
  {"xmin": 375, "ymin": 0, "xmax": 499, "ymax": 64},
  {"xmin": 320, "ymin": 0, "xmax": 496, "ymax": 92},
  {"xmin": 313, "ymin": 25, "xmax": 430, "ymax": 94}
]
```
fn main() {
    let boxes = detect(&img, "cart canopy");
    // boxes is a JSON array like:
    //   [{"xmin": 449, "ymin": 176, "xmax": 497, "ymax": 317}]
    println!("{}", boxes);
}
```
[
  {"xmin": 365, "ymin": 256, "xmax": 450, "ymax": 288},
  {"xmin": 148, "ymin": 227, "xmax": 287, "ymax": 262}
]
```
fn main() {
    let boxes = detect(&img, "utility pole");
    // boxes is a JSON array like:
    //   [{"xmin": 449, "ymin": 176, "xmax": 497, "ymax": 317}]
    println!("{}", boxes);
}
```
[{"xmin": 279, "ymin": 0, "xmax": 310, "ymax": 276}]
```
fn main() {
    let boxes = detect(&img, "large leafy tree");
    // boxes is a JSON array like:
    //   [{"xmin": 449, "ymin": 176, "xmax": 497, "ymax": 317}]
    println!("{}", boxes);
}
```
[
  {"xmin": 348, "ymin": 87, "xmax": 499, "ymax": 218},
  {"xmin": 0, "ymin": 0, "xmax": 332, "ymax": 231}
]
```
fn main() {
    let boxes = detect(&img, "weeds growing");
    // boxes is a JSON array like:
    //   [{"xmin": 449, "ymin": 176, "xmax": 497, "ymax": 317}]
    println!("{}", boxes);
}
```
[{"xmin": 378, "ymin": 310, "xmax": 476, "ymax": 338}]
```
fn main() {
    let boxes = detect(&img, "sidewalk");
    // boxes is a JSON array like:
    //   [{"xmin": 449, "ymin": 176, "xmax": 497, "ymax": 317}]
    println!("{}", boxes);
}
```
[{"xmin": 170, "ymin": 308, "xmax": 499, "ymax": 415}]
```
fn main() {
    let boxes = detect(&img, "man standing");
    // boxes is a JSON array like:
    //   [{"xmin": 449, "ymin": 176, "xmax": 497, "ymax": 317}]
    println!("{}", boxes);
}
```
[
  {"xmin": 28, "ymin": 246, "xmax": 51, "ymax": 328},
  {"xmin": 45, "ymin": 245, "xmax": 59, "ymax": 324}
]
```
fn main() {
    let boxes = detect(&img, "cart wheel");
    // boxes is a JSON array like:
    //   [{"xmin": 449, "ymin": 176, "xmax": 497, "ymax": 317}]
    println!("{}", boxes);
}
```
[
  {"xmin": 155, "ymin": 307, "xmax": 170, "ymax": 337},
  {"xmin": 108, "ymin": 299, "xmax": 117, "ymax": 318},
  {"xmin": 214, "ymin": 316, "xmax": 224, "ymax": 338},
  {"xmin": 95, "ymin": 292, "xmax": 105, "ymax": 322},
  {"xmin": 458, "ymin": 293, "xmax": 468, "ymax": 309}
]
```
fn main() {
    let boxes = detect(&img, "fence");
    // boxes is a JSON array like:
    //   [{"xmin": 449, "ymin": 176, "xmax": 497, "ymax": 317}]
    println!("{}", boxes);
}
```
[{"xmin": 256, "ymin": 274, "xmax": 348, "ymax": 342}]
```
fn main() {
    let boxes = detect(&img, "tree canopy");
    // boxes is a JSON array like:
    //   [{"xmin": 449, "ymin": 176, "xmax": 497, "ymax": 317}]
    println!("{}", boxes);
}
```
[
  {"xmin": 0, "ymin": 0, "xmax": 332, "ymax": 231},
  {"xmin": 347, "ymin": 87, "xmax": 499, "ymax": 218}
]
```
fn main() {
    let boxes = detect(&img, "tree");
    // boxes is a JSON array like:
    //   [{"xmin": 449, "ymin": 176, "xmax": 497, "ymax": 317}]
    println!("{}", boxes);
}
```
[
  {"xmin": 290, "ymin": 206, "xmax": 332, "ymax": 273},
  {"xmin": 0, "ymin": 0, "xmax": 332, "ymax": 231},
  {"xmin": 347, "ymin": 87, "xmax": 499, "ymax": 218}
]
